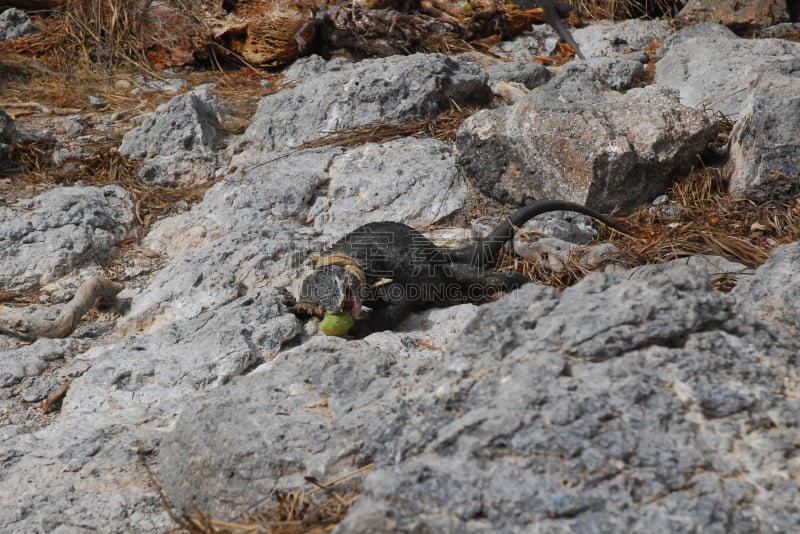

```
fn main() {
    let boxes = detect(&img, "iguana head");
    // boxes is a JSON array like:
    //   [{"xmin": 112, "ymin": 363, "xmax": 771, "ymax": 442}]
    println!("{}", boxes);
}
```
[{"xmin": 298, "ymin": 264, "xmax": 364, "ymax": 319}]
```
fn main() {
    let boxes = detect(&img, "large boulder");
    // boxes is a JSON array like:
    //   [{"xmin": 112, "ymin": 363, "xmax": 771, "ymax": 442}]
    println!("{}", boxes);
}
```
[
  {"xmin": 456, "ymin": 66, "xmax": 718, "ymax": 212},
  {"xmin": 733, "ymin": 241, "xmax": 800, "ymax": 331},
  {"xmin": 68, "ymin": 290, "xmax": 298, "ymax": 413},
  {"xmin": 144, "ymin": 147, "xmax": 342, "ymax": 259},
  {"xmin": 0, "ymin": 7, "xmax": 35, "ymax": 41},
  {"xmin": 0, "ymin": 291, "xmax": 299, "ymax": 534},
  {"xmin": 572, "ymin": 19, "xmax": 673, "ymax": 58},
  {"xmin": 119, "ymin": 84, "xmax": 227, "ymax": 187},
  {"xmin": 309, "ymin": 137, "xmax": 467, "ymax": 238},
  {"xmin": 121, "ymin": 222, "xmax": 312, "ymax": 333},
  {"xmin": 233, "ymin": 53, "xmax": 492, "ymax": 156},
  {"xmin": 725, "ymin": 66, "xmax": 800, "ymax": 192},
  {"xmin": 655, "ymin": 33, "xmax": 798, "ymax": 117},
  {"xmin": 158, "ymin": 265, "xmax": 800, "ymax": 530},
  {"xmin": 0, "ymin": 186, "xmax": 135, "ymax": 292},
  {"xmin": 656, "ymin": 35, "xmax": 800, "ymax": 192}
]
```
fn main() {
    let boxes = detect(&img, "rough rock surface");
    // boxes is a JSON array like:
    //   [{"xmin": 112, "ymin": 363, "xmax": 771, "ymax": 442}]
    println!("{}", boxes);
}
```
[
  {"xmin": 456, "ymin": 78, "xmax": 718, "ymax": 212},
  {"xmin": 656, "ymin": 22, "xmax": 738, "ymax": 55},
  {"xmin": 0, "ymin": 290, "xmax": 299, "ymax": 533},
  {"xmin": 655, "ymin": 34, "xmax": 800, "ymax": 117},
  {"xmin": 309, "ymin": 137, "xmax": 466, "ymax": 237},
  {"xmin": 2, "ymin": 17, "xmax": 800, "ymax": 534},
  {"xmin": 159, "ymin": 266, "xmax": 800, "ymax": 532},
  {"xmin": 485, "ymin": 60, "xmax": 552, "ymax": 90},
  {"xmin": 725, "ymin": 68, "xmax": 800, "ymax": 192},
  {"xmin": 0, "ymin": 185, "xmax": 136, "ymax": 292},
  {"xmin": 0, "ymin": 338, "xmax": 74, "ymax": 388},
  {"xmin": 0, "ymin": 7, "xmax": 35, "ymax": 41},
  {"xmin": 733, "ymin": 241, "xmax": 800, "ymax": 331},
  {"xmin": 71, "ymin": 290, "xmax": 299, "ymax": 412},
  {"xmin": 122, "ymin": 222, "xmax": 312, "ymax": 333},
  {"xmin": 233, "ymin": 53, "xmax": 492, "ymax": 155},
  {"xmin": 656, "ymin": 35, "xmax": 800, "ymax": 192},
  {"xmin": 678, "ymin": 0, "xmax": 787, "ymax": 29},
  {"xmin": 492, "ymin": 34, "xmax": 548, "ymax": 61},
  {"xmin": 119, "ymin": 84, "xmax": 226, "ymax": 186},
  {"xmin": 145, "ymin": 147, "xmax": 342, "ymax": 258},
  {"xmin": 571, "ymin": 19, "xmax": 673, "ymax": 58}
]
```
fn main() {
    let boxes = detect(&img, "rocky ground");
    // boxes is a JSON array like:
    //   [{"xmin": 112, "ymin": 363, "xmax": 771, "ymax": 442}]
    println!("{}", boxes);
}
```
[{"xmin": 2, "ymin": 4, "xmax": 800, "ymax": 533}]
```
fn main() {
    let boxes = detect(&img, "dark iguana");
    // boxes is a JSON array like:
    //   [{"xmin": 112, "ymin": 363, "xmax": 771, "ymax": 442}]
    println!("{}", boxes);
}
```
[{"xmin": 296, "ymin": 200, "xmax": 626, "ymax": 336}]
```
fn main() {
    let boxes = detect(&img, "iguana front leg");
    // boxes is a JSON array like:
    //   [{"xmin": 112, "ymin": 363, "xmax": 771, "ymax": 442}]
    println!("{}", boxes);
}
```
[
  {"xmin": 345, "ymin": 280, "xmax": 413, "ymax": 337},
  {"xmin": 351, "ymin": 300, "xmax": 414, "ymax": 337}
]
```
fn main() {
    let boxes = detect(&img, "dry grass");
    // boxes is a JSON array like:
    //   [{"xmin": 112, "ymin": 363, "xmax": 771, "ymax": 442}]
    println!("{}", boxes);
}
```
[
  {"xmin": 575, "ymin": 0, "xmax": 684, "ymax": 20},
  {"xmin": 8, "ymin": 0, "xmax": 149, "ymax": 74},
  {"xmin": 9, "ymin": 136, "xmax": 217, "ymax": 231},
  {"xmin": 297, "ymin": 104, "xmax": 480, "ymax": 149},
  {"xmin": 4, "ymin": 0, "xmax": 212, "ymax": 75},
  {"xmin": 500, "ymin": 168, "xmax": 800, "ymax": 291},
  {"xmin": 165, "ymin": 465, "xmax": 372, "ymax": 534}
]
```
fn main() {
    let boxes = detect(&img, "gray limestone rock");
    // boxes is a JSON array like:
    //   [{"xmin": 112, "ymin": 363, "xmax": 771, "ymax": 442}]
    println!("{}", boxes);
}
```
[
  {"xmin": 733, "ymin": 241, "xmax": 800, "ymax": 331},
  {"xmin": 122, "ymin": 222, "xmax": 312, "ymax": 333},
  {"xmin": 0, "ymin": 410, "xmax": 173, "ymax": 533},
  {"xmin": 657, "ymin": 36, "xmax": 800, "ymax": 192},
  {"xmin": 361, "ymin": 303, "xmax": 479, "ymax": 360},
  {"xmin": 157, "ymin": 336, "xmax": 424, "ymax": 519},
  {"xmin": 18, "ymin": 375, "xmax": 61, "ymax": 403},
  {"xmin": 485, "ymin": 60, "xmax": 552, "ymax": 90},
  {"xmin": 0, "ymin": 283, "xmax": 299, "ymax": 534},
  {"xmin": 234, "ymin": 53, "xmax": 491, "ymax": 155},
  {"xmin": 282, "ymin": 54, "xmax": 354, "ymax": 84},
  {"xmin": 726, "ymin": 67, "xmax": 800, "ymax": 192},
  {"xmin": 68, "ymin": 290, "xmax": 299, "ymax": 413},
  {"xmin": 0, "ymin": 185, "xmax": 136, "ymax": 292},
  {"xmin": 517, "ymin": 211, "xmax": 601, "ymax": 245},
  {"xmin": 145, "ymin": 147, "xmax": 342, "ymax": 259},
  {"xmin": 0, "ymin": 7, "xmax": 35, "ymax": 41},
  {"xmin": 657, "ymin": 22, "xmax": 738, "ymax": 56},
  {"xmin": 492, "ymin": 35, "xmax": 547, "ymax": 61},
  {"xmin": 655, "ymin": 36, "xmax": 800, "ymax": 118},
  {"xmin": 456, "ymin": 83, "xmax": 718, "ymax": 212},
  {"xmin": 119, "ymin": 84, "xmax": 226, "ymax": 187},
  {"xmin": 4, "ymin": 20, "xmax": 800, "ymax": 534},
  {"xmin": 308, "ymin": 137, "xmax": 467, "ymax": 238},
  {"xmin": 572, "ymin": 19, "xmax": 673, "ymax": 59},
  {"xmin": 158, "ymin": 265, "xmax": 800, "ymax": 531},
  {"xmin": 547, "ymin": 57, "xmax": 647, "ymax": 99},
  {"xmin": 0, "ymin": 339, "xmax": 72, "ymax": 388}
]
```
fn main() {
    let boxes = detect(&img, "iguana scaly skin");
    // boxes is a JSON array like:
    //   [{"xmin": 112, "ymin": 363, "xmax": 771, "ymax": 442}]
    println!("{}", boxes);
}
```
[{"xmin": 297, "ymin": 200, "xmax": 626, "ymax": 336}]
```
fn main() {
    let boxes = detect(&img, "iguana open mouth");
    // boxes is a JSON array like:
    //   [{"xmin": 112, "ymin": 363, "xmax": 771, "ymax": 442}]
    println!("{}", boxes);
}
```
[{"xmin": 343, "ymin": 286, "xmax": 360, "ymax": 319}]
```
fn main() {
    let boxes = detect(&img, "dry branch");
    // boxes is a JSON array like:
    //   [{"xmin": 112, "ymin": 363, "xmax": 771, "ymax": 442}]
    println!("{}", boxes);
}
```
[
  {"xmin": 1, "ymin": 0, "xmax": 64, "ymax": 9},
  {"xmin": 0, "ymin": 276, "xmax": 121, "ymax": 340}
]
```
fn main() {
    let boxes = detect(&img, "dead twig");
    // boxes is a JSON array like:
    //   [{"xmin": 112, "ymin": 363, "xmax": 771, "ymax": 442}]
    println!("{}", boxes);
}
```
[
  {"xmin": 41, "ymin": 379, "xmax": 71, "ymax": 413},
  {"xmin": 0, "ymin": 276, "xmax": 122, "ymax": 340}
]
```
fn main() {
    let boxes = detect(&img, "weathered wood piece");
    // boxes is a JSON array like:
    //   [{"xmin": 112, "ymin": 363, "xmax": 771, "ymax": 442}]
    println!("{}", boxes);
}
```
[{"xmin": 0, "ymin": 276, "xmax": 121, "ymax": 340}]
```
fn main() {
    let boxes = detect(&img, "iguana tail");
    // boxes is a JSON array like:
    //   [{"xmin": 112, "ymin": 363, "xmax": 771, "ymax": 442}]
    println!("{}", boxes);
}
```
[
  {"xmin": 450, "ymin": 200, "xmax": 628, "ymax": 267},
  {"xmin": 507, "ymin": 0, "xmax": 585, "ymax": 59}
]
